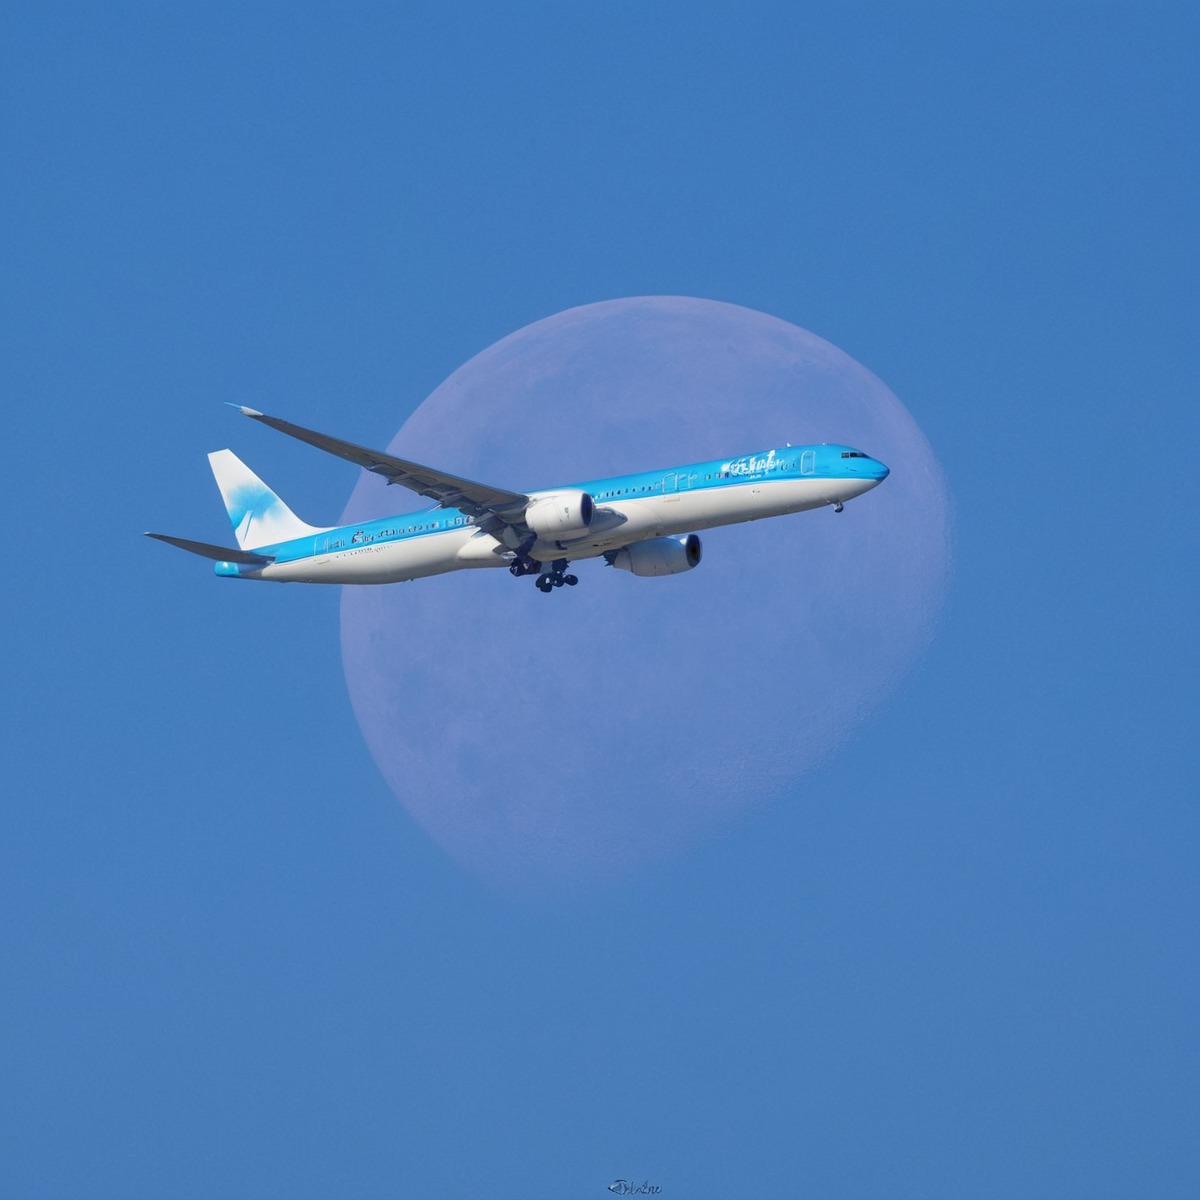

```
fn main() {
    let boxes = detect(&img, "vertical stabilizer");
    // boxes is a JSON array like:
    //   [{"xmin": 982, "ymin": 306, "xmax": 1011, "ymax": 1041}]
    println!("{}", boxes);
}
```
[{"xmin": 208, "ymin": 449, "xmax": 327, "ymax": 550}]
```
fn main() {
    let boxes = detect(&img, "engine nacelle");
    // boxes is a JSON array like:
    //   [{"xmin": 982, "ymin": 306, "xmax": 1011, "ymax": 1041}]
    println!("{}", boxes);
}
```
[
  {"xmin": 607, "ymin": 533, "xmax": 702, "ymax": 577},
  {"xmin": 525, "ymin": 490, "xmax": 595, "ymax": 538}
]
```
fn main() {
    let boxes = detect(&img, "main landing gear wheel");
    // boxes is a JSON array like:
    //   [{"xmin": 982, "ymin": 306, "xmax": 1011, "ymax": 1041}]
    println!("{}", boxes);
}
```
[
  {"xmin": 509, "ymin": 555, "xmax": 542, "ymax": 577},
  {"xmin": 535, "ymin": 560, "xmax": 576, "ymax": 592}
]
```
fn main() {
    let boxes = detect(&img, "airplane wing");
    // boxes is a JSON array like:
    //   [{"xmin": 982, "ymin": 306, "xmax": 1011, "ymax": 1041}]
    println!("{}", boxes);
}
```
[
  {"xmin": 234, "ymin": 407, "xmax": 530, "ymax": 533},
  {"xmin": 145, "ymin": 532, "xmax": 275, "ymax": 564}
]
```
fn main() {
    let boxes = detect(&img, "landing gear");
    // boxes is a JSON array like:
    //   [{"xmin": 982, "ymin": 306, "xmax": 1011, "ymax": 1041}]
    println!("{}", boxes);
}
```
[
  {"xmin": 508, "ymin": 554, "xmax": 542, "ymax": 577},
  {"xmin": 534, "ymin": 560, "xmax": 577, "ymax": 593},
  {"xmin": 833, "ymin": 502, "xmax": 844, "ymax": 513}
]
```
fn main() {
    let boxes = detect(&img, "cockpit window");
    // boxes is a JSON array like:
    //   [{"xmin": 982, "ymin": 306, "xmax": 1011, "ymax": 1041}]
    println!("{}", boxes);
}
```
[{"xmin": 841, "ymin": 451, "xmax": 868, "ymax": 458}]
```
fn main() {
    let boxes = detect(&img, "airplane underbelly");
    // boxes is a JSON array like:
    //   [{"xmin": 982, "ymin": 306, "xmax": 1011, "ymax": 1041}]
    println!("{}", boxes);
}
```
[
  {"xmin": 656, "ymin": 478, "xmax": 873, "ymax": 532},
  {"xmin": 261, "ymin": 529, "xmax": 486, "ymax": 584}
]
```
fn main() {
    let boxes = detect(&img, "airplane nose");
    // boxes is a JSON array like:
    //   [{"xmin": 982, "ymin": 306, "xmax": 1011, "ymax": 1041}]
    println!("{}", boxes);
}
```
[{"xmin": 870, "ymin": 458, "xmax": 890, "ymax": 481}]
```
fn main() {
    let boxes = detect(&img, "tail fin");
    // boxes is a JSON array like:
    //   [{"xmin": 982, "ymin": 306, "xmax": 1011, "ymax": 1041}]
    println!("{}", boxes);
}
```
[{"xmin": 208, "ymin": 449, "xmax": 327, "ymax": 550}]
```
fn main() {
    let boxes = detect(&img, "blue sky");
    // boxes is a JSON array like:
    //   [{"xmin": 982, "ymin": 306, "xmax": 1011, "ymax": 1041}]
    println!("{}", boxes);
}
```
[{"xmin": 3, "ymin": 4, "xmax": 1197, "ymax": 1197}]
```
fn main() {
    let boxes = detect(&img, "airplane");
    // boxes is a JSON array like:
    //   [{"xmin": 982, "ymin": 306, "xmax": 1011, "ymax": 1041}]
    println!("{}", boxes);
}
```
[{"xmin": 147, "ymin": 406, "xmax": 890, "ymax": 592}]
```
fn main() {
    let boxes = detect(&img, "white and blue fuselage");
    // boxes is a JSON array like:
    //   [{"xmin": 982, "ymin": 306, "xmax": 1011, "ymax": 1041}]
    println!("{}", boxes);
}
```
[{"xmin": 148, "ymin": 409, "xmax": 889, "ymax": 592}]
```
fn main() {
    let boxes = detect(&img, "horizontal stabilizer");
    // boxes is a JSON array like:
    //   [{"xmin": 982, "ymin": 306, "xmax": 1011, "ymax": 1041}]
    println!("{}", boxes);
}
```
[{"xmin": 145, "ymin": 532, "xmax": 275, "ymax": 565}]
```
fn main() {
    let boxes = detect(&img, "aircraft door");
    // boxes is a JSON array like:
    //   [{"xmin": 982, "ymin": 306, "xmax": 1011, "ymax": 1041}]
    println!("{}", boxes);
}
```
[{"xmin": 801, "ymin": 450, "xmax": 816, "ymax": 475}]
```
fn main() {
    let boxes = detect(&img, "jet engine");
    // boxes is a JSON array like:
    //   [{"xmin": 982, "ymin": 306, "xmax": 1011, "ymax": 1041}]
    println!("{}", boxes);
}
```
[
  {"xmin": 607, "ymin": 533, "xmax": 702, "ymax": 577},
  {"xmin": 525, "ymin": 490, "xmax": 595, "ymax": 537}
]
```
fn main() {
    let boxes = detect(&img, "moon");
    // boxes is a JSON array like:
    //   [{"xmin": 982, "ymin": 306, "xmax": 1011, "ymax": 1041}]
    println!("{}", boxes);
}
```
[{"xmin": 339, "ymin": 297, "xmax": 951, "ymax": 887}]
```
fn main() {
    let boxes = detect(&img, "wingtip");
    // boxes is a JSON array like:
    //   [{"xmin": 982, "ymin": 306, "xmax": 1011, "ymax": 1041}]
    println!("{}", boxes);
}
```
[{"xmin": 226, "ymin": 403, "xmax": 264, "ymax": 418}]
